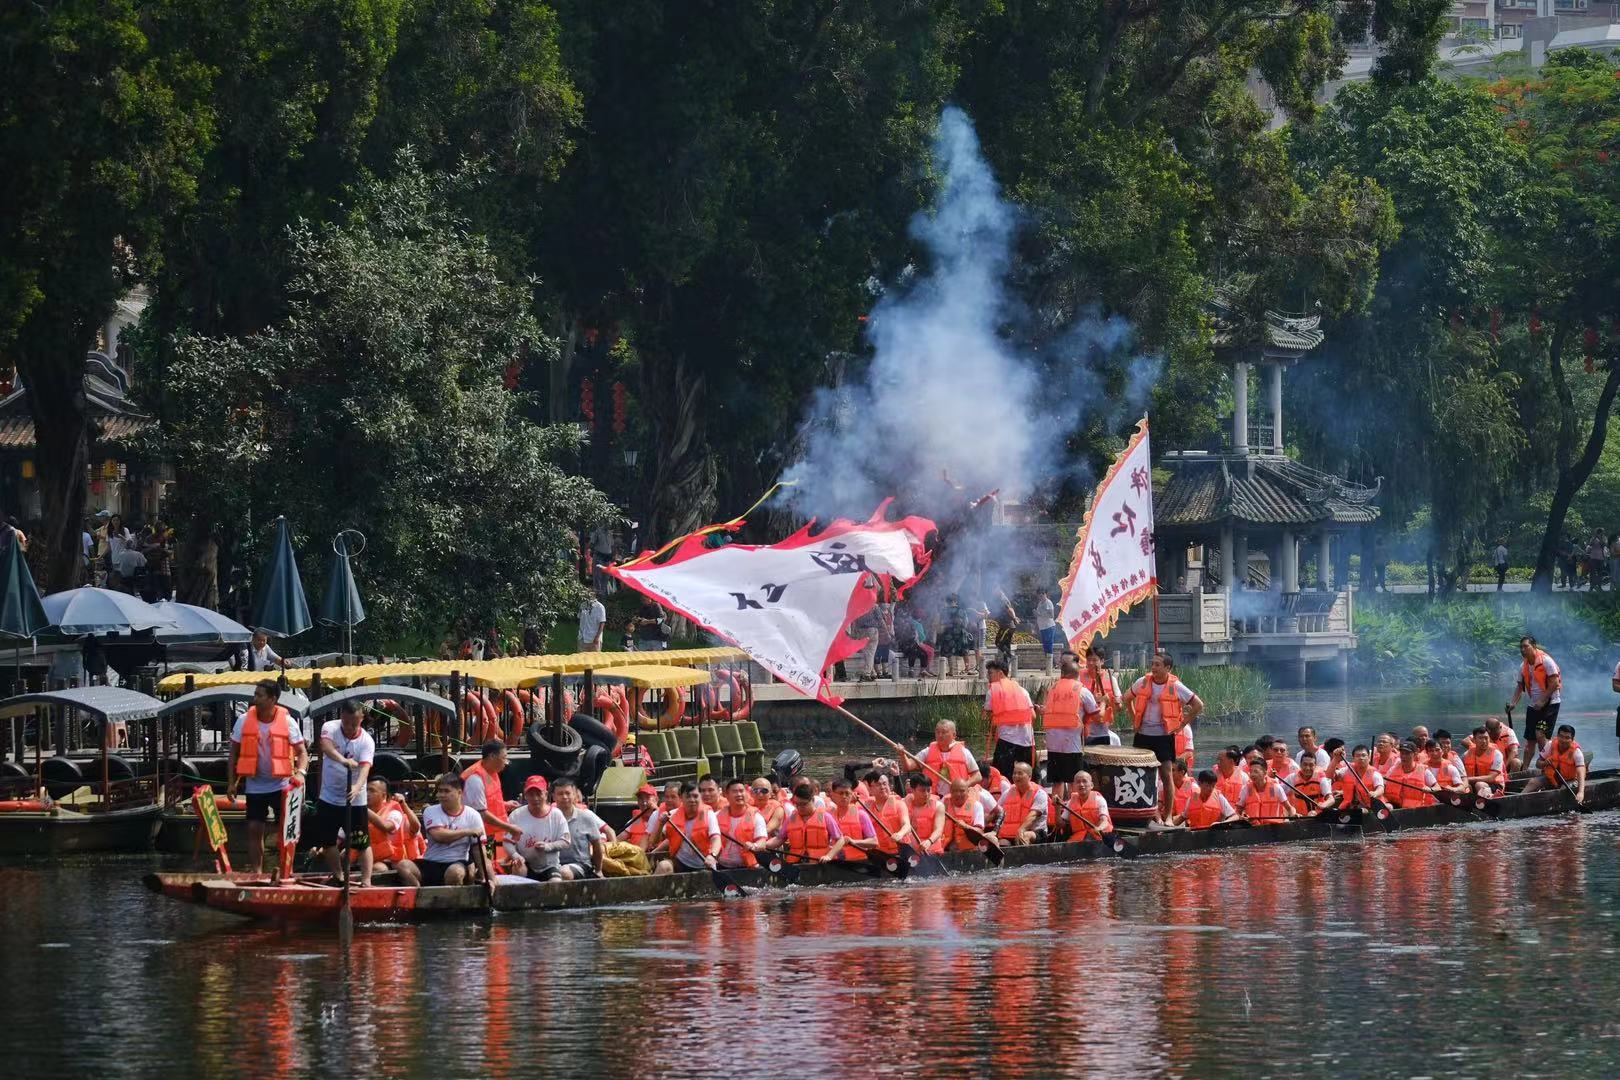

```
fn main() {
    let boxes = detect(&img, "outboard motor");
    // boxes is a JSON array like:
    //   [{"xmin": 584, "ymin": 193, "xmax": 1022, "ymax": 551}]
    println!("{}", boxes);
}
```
[{"xmin": 771, "ymin": 749, "xmax": 804, "ymax": 789}]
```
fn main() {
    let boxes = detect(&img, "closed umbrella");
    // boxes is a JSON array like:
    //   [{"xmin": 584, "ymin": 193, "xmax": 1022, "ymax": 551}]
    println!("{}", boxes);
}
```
[
  {"xmin": 151, "ymin": 601, "xmax": 253, "ymax": 645},
  {"xmin": 41, "ymin": 587, "xmax": 177, "ymax": 636},
  {"xmin": 250, "ymin": 516, "xmax": 313, "ymax": 639},
  {"xmin": 0, "ymin": 532, "xmax": 53, "ymax": 697},
  {"xmin": 318, "ymin": 531, "xmax": 366, "ymax": 663}
]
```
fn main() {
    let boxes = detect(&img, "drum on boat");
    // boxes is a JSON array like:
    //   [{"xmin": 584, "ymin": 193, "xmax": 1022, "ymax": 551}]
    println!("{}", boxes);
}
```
[{"xmin": 1081, "ymin": 746, "xmax": 1161, "ymax": 822}]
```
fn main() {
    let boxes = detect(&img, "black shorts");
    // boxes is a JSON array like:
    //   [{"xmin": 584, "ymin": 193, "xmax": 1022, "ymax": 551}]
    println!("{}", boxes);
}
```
[
  {"xmin": 992, "ymin": 739, "xmax": 1034, "ymax": 778},
  {"xmin": 243, "ymin": 789, "xmax": 284, "ymax": 823},
  {"xmin": 306, "ymin": 798, "xmax": 367, "ymax": 848},
  {"xmin": 559, "ymin": 855, "xmax": 601, "ymax": 879},
  {"xmin": 529, "ymin": 865, "xmax": 564, "ymax": 882},
  {"xmin": 1047, "ymin": 751, "xmax": 1083, "ymax": 784},
  {"xmin": 418, "ymin": 859, "xmax": 468, "ymax": 887},
  {"xmin": 1526, "ymin": 703, "xmax": 1559, "ymax": 744},
  {"xmin": 1133, "ymin": 732, "xmax": 1177, "ymax": 765}
]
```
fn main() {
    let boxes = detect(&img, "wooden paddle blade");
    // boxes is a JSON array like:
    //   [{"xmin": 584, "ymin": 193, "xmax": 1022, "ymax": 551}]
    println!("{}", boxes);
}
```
[
  {"xmin": 713, "ymin": 869, "xmax": 747, "ymax": 897},
  {"xmin": 981, "ymin": 841, "xmax": 1006, "ymax": 867},
  {"xmin": 1111, "ymin": 836, "xmax": 1138, "ymax": 859}
]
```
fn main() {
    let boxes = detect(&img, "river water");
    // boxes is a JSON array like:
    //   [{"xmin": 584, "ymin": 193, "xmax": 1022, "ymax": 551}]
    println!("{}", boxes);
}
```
[{"xmin": 6, "ymin": 681, "xmax": 1620, "ymax": 1078}]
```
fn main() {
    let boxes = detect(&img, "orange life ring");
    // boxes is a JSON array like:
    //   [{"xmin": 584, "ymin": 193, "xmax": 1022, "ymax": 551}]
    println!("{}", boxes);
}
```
[
  {"xmin": 377, "ymin": 698, "xmax": 416, "ymax": 747},
  {"xmin": 501, "ymin": 690, "xmax": 525, "ymax": 743},
  {"xmin": 637, "ymin": 688, "xmax": 686, "ymax": 730},
  {"xmin": 594, "ymin": 690, "xmax": 630, "ymax": 751}
]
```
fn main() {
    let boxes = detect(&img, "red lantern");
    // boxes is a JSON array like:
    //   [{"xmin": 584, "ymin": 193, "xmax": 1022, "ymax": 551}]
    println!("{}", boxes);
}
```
[
  {"xmin": 580, "ymin": 377, "xmax": 596, "ymax": 428},
  {"xmin": 611, "ymin": 381, "xmax": 628, "ymax": 435}
]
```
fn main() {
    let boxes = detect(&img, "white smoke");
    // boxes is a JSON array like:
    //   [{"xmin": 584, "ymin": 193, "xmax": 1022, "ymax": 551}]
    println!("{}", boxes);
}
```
[{"xmin": 780, "ymin": 107, "xmax": 1160, "ymax": 595}]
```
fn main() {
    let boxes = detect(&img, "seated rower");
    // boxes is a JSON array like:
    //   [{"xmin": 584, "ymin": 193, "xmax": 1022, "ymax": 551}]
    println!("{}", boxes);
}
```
[
  {"xmin": 625, "ymin": 784, "xmax": 660, "ymax": 850},
  {"xmin": 1522, "ymin": 723, "xmax": 1587, "ymax": 802},
  {"xmin": 1322, "ymin": 737, "xmax": 1348, "ymax": 777},
  {"xmin": 941, "ymin": 778, "xmax": 989, "ymax": 852},
  {"xmin": 1484, "ymin": 716, "xmax": 1521, "ymax": 774},
  {"xmin": 996, "ymin": 761, "xmax": 1048, "ymax": 846},
  {"xmin": 1214, "ymin": 748, "xmax": 1250, "ymax": 808},
  {"xmin": 1064, "ymin": 770, "xmax": 1113, "ymax": 841},
  {"xmin": 1334, "ymin": 745, "xmax": 1389, "ymax": 813},
  {"xmin": 1370, "ymin": 732, "xmax": 1399, "ymax": 776},
  {"xmin": 750, "ymin": 777, "xmax": 786, "ymax": 834},
  {"xmin": 1296, "ymin": 726, "xmax": 1330, "ymax": 770},
  {"xmin": 1463, "ymin": 726, "xmax": 1507, "ymax": 798},
  {"xmin": 768, "ymin": 782, "xmax": 847, "ymax": 864},
  {"xmin": 660, "ymin": 782, "xmax": 682, "ymax": 815},
  {"xmin": 1431, "ymin": 730, "xmax": 1465, "ymax": 779},
  {"xmin": 1239, "ymin": 757, "xmax": 1295, "ymax": 825},
  {"xmin": 717, "ymin": 779, "xmax": 768, "ymax": 869},
  {"xmin": 1175, "ymin": 724, "xmax": 1195, "ymax": 769},
  {"xmin": 697, "ymin": 776, "xmax": 725, "ymax": 816},
  {"xmin": 1265, "ymin": 738, "xmax": 1299, "ymax": 784},
  {"xmin": 1171, "ymin": 769, "xmax": 1239, "ymax": 828},
  {"xmin": 1383, "ymin": 741, "xmax": 1437, "ymax": 809},
  {"xmin": 365, "ymin": 779, "xmax": 422, "ymax": 887},
  {"xmin": 1287, "ymin": 754, "xmax": 1336, "ymax": 817},
  {"xmin": 905, "ymin": 773, "xmax": 945, "ymax": 855},
  {"xmin": 1523, "ymin": 722, "xmax": 1553, "ymax": 776},
  {"xmin": 555, "ymin": 779, "xmax": 610, "ymax": 879},
  {"xmin": 419, "ymin": 772, "xmax": 487, "ymax": 887},
  {"xmin": 1409, "ymin": 726, "xmax": 1432, "ymax": 762},
  {"xmin": 1427, "ymin": 739, "xmax": 1469, "ymax": 801},
  {"xmin": 507, "ymin": 775, "xmax": 573, "ymax": 881},
  {"xmin": 1170, "ymin": 758, "xmax": 1198, "ymax": 821},
  {"xmin": 864, "ymin": 770, "xmax": 914, "ymax": 858},
  {"xmin": 828, "ymin": 779, "xmax": 878, "ymax": 861},
  {"xmin": 650, "ymin": 782, "xmax": 722, "ymax": 876}
]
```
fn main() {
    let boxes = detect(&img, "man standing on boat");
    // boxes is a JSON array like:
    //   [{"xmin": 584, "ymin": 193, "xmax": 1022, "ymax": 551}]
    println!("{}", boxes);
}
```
[
  {"xmin": 462, "ymin": 740, "xmax": 524, "ymax": 873},
  {"xmin": 312, "ymin": 700, "xmax": 376, "ymax": 885},
  {"xmin": 225, "ymin": 680, "xmax": 308, "ymax": 874},
  {"xmin": 1508, "ymin": 636, "xmax": 1561, "ymax": 747},
  {"xmin": 1128, "ymin": 651, "xmax": 1203, "ymax": 823},
  {"xmin": 983, "ymin": 660, "xmax": 1036, "ymax": 779}
]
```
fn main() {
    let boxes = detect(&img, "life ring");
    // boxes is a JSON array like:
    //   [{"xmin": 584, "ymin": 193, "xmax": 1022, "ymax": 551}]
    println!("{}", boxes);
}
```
[
  {"xmin": 594, "ymin": 691, "xmax": 630, "ymax": 750},
  {"xmin": 720, "ymin": 668, "xmax": 753, "ymax": 722},
  {"xmin": 0, "ymin": 799, "xmax": 49, "ymax": 812},
  {"xmin": 377, "ymin": 699, "xmax": 417, "ymax": 747},
  {"xmin": 501, "ymin": 690, "xmax": 525, "ymax": 743},
  {"xmin": 464, "ymin": 691, "xmax": 501, "ymax": 744},
  {"xmin": 637, "ymin": 688, "xmax": 685, "ymax": 730}
]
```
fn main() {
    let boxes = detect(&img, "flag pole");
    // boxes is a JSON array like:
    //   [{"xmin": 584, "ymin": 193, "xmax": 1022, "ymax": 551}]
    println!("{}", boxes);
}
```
[{"xmin": 1151, "ymin": 592, "xmax": 1159, "ymax": 654}]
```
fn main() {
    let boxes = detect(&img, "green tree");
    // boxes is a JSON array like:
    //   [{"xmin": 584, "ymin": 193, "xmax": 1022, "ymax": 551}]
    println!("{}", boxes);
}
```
[
  {"xmin": 0, "ymin": 0, "xmax": 213, "ymax": 589},
  {"xmin": 157, "ymin": 160, "xmax": 612, "ymax": 643}
]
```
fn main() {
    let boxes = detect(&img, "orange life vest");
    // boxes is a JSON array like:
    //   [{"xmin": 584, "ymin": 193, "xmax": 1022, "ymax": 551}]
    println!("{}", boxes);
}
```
[
  {"xmin": 1175, "ymin": 726, "xmax": 1194, "ymax": 763},
  {"xmin": 1186, "ymin": 791, "xmax": 1226, "ymax": 829},
  {"xmin": 1335, "ymin": 767, "xmax": 1380, "ymax": 809},
  {"xmin": 1080, "ymin": 669, "xmax": 1118, "ymax": 725},
  {"xmin": 1270, "ymin": 756, "xmax": 1298, "ymax": 783},
  {"xmin": 1491, "ymin": 728, "xmax": 1518, "ymax": 760},
  {"xmin": 997, "ymin": 784, "xmax": 1044, "ymax": 839},
  {"xmin": 1042, "ymin": 679, "xmax": 1084, "ymax": 730},
  {"xmin": 1243, "ymin": 779, "xmax": 1290, "ymax": 824},
  {"xmin": 1384, "ymin": 762, "xmax": 1435, "ymax": 809},
  {"xmin": 1130, "ymin": 675, "xmax": 1187, "ymax": 733},
  {"xmin": 783, "ymin": 809, "xmax": 832, "ymax": 859},
  {"xmin": 1464, "ymin": 747, "xmax": 1505, "ymax": 789},
  {"xmin": 836, "ymin": 804, "xmax": 870, "ymax": 861},
  {"xmin": 235, "ymin": 706, "xmax": 294, "ymax": 778},
  {"xmin": 625, "ymin": 810, "xmax": 654, "ymax": 848},
  {"xmin": 988, "ymin": 679, "xmax": 1035, "ymax": 730},
  {"xmin": 869, "ymin": 795, "xmax": 907, "ymax": 855},
  {"xmin": 665, "ymin": 806, "xmax": 714, "ymax": 861},
  {"xmin": 717, "ymin": 808, "xmax": 761, "ymax": 868},
  {"xmin": 1172, "ymin": 777, "xmax": 1198, "ymax": 818},
  {"xmin": 1543, "ymin": 740, "xmax": 1583, "ymax": 783},
  {"xmin": 908, "ymin": 796, "xmax": 941, "ymax": 850},
  {"xmin": 1215, "ymin": 767, "xmax": 1249, "ymax": 808},
  {"xmin": 921, "ymin": 741, "xmax": 975, "ymax": 789},
  {"xmin": 1065, "ymin": 791, "xmax": 1110, "ymax": 839},
  {"xmin": 1521, "ymin": 651, "xmax": 1553, "ymax": 696},
  {"xmin": 460, "ymin": 762, "xmax": 509, "ymax": 825},
  {"xmin": 942, "ymin": 800, "xmax": 982, "ymax": 851},
  {"xmin": 1287, "ymin": 774, "xmax": 1330, "ymax": 815},
  {"xmin": 369, "ymin": 805, "xmax": 408, "ymax": 864}
]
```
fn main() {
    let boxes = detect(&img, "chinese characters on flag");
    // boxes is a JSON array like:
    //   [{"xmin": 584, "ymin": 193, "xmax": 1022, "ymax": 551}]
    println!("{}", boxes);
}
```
[{"xmin": 1057, "ymin": 417, "xmax": 1157, "ymax": 648}]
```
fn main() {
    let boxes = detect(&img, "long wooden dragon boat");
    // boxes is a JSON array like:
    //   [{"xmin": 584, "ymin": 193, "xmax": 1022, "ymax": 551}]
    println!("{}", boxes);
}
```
[{"xmin": 144, "ymin": 769, "xmax": 1620, "ymax": 926}]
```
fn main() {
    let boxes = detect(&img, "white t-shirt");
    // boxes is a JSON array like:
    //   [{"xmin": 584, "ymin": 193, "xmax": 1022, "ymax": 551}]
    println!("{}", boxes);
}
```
[
  {"xmin": 1296, "ymin": 747, "xmax": 1330, "ymax": 769},
  {"xmin": 113, "ymin": 547, "xmax": 146, "ymax": 578},
  {"xmin": 1047, "ymin": 684, "xmax": 1099, "ymax": 755},
  {"xmin": 463, "ymin": 771, "xmax": 503, "ymax": 814},
  {"xmin": 578, "ymin": 599, "xmax": 608, "ymax": 645},
  {"xmin": 1494, "ymin": 545, "xmax": 1509, "ymax": 567},
  {"xmin": 1035, "ymin": 596, "xmax": 1056, "ymax": 632},
  {"xmin": 507, "ymin": 805, "xmax": 570, "ymax": 871},
  {"xmin": 559, "ymin": 806, "xmax": 608, "ymax": 866},
  {"xmin": 229, "ymin": 710, "xmax": 307, "ymax": 795},
  {"xmin": 1523, "ymin": 653, "xmax": 1562, "ymax": 707},
  {"xmin": 996, "ymin": 785, "xmax": 1049, "ymax": 829},
  {"xmin": 318, "ymin": 720, "xmax": 375, "ymax": 806},
  {"xmin": 245, "ymin": 643, "xmax": 281, "ymax": 671},
  {"xmin": 1128, "ymin": 676, "xmax": 1195, "ymax": 736},
  {"xmin": 421, "ymin": 804, "xmax": 484, "ymax": 863}
]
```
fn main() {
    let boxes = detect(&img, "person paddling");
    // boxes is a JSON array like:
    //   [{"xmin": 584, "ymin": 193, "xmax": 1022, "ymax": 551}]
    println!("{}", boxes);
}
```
[
  {"xmin": 863, "ymin": 771, "xmax": 914, "ymax": 860},
  {"xmin": 1171, "ymin": 769, "xmax": 1239, "ymax": 829},
  {"xmin": 1383, "ymin": 741, "xmax": 1437, "ymax": 809},
  {"xmin": 1508, "ymin": 635, "xmax": 1562, "ymax": 747},
  {"xmin": 1334, "ymin": 745, "xmax": 1389, "ymax": 814},
  {"xmin": 1427, "ymin": 740, "xmax": 1469, "ymax": 802},
  {"xmin": 905, "ymin": 774, "xmax": 945, "ymax": 854},
  {"xmin": 649, "ymin": 783, "xmax": 721, "ymax": 876},
  {"xmin": 1214, "ymin": 748, "xmax": 1250, "ymax": 808},
  {"xmin": 940, "ymin": 778, "xmax": 989, "ymax": 852},
  {"xmin": 909, "ymin": 720, "xmax": 981, "ymax": 796},
  {"xmin": 717, "ymin": 779, "xmax": 768, "ymax": 870},
  {"xmin": 828, "ymin": 779, "xmax": 878, "ymax": 861},
  {"xmin": 365, "ymin": 779, "xmax": 422, "ymax": 887},
  {"xmin": 419, "ymin": 772, "xmax": 486, "ymax": 887},
  {"xmin": 769, "ymin": 782, "xmax": 847, "ymax": 863},
  {"xmin": 1485, "ymin": 717, "xmax": 1522, "ymax": 775},
  {"xmin": 1239, "ymin": 757, "xmax": 1294, "ymax": 825},
  {"xmin": 1522, "ymin": 723, "xmax": 1587, "ymax": 802},
  {"xmin": 1170, "ymin": 758, "xmax": 1198, "ymax": 820},
  {"xmin": 461, "ymin": 739, "xmax": 524, "ymax": 873},
  {"xmin": 1287, "ymin": 754, "xmax": 1336, "ymax": 817},
  {"xmin": 1063, "ymin": 770, "xmax": 1113, "ymax": 840},
  {"xmin": 225, "ymin": 680, "xmax": 309, "ymax": 875},
  {"xmin": 1463, "ymin": 726, "xmax": 1507, "ymax": 799},
  {"xmin": 995, "ymin": 761, "xmax": 1048, "ymax": 846},
  {"xmin": 750, "ymin": 777, "xmax": 786, "ymax": 835}
]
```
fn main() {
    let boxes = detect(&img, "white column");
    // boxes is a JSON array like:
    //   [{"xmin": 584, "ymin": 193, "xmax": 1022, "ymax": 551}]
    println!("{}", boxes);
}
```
[
  {"xmin": 1232, "ymin": 362, "xmax": 1248, "ymax": 453},
  {"xmin": 1269, "ymin": 363, "xmax": 1284, "ymax": 453},
  {"xmin": 1281, "ymin": 530, "xmax": 1299, "ymax": 593},
  {"xmin": 1220, "ymin": 525, "xmax": 1235, "ymax": 594},
  {"xmin": 1233, "ymin": 534, "xmax": 1249, "ymax": 590},
  {"xmin": 1318, "ymin": 533, "xmax": 1332, "ymax": 590}
]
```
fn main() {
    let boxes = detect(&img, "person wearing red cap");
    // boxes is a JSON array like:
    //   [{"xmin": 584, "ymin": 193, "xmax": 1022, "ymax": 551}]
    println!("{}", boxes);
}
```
[
  {"xmin": 625, "ymin": 784, "xmax": 660, "ymax": 850},
  {"xmin": 506, "ymin": 775, "xmax": 573, "ymax": 881}
]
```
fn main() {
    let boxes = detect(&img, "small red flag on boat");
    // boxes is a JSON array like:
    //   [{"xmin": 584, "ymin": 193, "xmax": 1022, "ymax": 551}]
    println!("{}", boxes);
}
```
[{"xmin": 609, "ymin": 500, "xmax": 935, "ymax": 705}]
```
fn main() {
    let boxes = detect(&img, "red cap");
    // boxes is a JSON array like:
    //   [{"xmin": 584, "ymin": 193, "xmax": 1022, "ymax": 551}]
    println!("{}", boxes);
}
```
[
  {"xmin": 523, "ymin": 775, "xmax": 549, "ymax": 794},
  {"xmin": 638, "ymin": 784, "xmax": 657, "ymax": 797}
]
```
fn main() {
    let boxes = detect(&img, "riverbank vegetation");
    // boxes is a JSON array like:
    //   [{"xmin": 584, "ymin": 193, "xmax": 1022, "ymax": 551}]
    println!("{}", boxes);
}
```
[{"xmin": 1352, "ymin": 593, "xmax": 1620, "ymax": 683}]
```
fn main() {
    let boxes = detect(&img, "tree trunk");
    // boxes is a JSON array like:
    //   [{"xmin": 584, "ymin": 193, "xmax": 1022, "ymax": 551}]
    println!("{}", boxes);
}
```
[
  {"xmin": 174, "ymin": 511, "xmax": 219, "ymax": 608},
  {"xmin": 1533, "ymin": 324, "xmax": 1620, "ymax": 592},
  {"xmin": 642, "ymin": 352, "xmax": 716, "ymax": 546},
  {"xmin": 13, "ymin": 313, "xmax": 93, "ymax": 593}
]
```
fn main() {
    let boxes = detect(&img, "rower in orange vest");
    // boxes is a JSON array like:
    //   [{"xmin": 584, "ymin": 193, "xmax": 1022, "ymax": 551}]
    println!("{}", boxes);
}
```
[
  {"xmin": 462, "ymin": 739, "xmax": 524, "ymax": 873},
  {"xmin": 908, "ymin": 720, "xmax": 982, "ymax": 796},
  {"xmin": 660, "ymin": 782, "xmax": 682, "ymax": 815},
  {"xmin": 1484, "ymin": 716, "xmax": 1522, "ymax": 775},
  {"xmin": 1063, "ymin": 769, "xmax": 1113, "ymax": 841},
  {"xmin": 1426, "ymin": 740, "xmax": 1469, "ymax": 802},
  {"xmin": 1462, "ymin": 726, "xmax": 1507, "ymax": 798},
  {"xmin": 1239, "ymin": 757, "xmax": 1294, "ymax": 825},
  {"xmin": 697, "ymin": 776, "xmax": 725, "ymax": 816},
  {"xmin": 649, "ymin": 783, "xmax": 722, "ymax": 875},
  {"xmin": 1382, "ymin": 742, "xmax": 1438, "ymax": 809},
  {"xmin": 1171, "ymin": 769, "xmax": 1238, "ymax": 829},
  {"xmin": 1334, "ymin": 744, "xmax": 1388, "ymax": 811},
  {"xmin": 1262, "ymin": 737, "xmax": 1298, "ymax": 783},
  {"xmin": 1169, "ymin": 758, "xmax": 1198, "ymax": 820},
  {"xmin": 941, "ymin": 778, "xmax": 989, "ymax": 852},
  {"xmin": 996, "ymin": 761, "xmax": 1049, "ymax": 845},
  {"xmin": 1370, "ymin": 732, "xmax": 1400, "ymax": 777},
  {"xmin": 1523, "ymin": 723, "xmax": 1587, "ymax": 802},
  {"xmin": 1408, "ymin": 726, "xmax": 1433, "ymax": 765},
  {"xmin": 750, "ymin": 776, "xmax": 786, "ymax": 835},
  {"xmin": 905, "ymin": 774, "xmax": 946, "ymax": 854},
  {"xmin": 364, "ymin": 779, "xmax": 423, "ymax": 886},
  {"xmin": 1214, "ymin": 748, "xmax": 1251, "ymax": 808},
  {"xmin": 1286, "ymin": 754, "xmax": 1336, "ymax": 817},
  {"xmin": 625, "ymin": 784, "xmax": 661, "ymax": 850},
  {"xmin": 828, "ymin": 779, "xmax": 878, "ymax": 861},
  {"xmin": 716, "ymin": 779, "xmax": 768, "ymax": 869},
  {"xmin": 225, "ymin": 679, "xmax": 310, "ymax": 874},
  {"xmin": 767, "ymin": 782, "xmax": 847, "ymax": 863},
  {"xmin": 1431, "ymin": 730, "xmax": 1466, "ymax": 781},
  {"xmin": 863, "ymin": 770, "xmax": 913, "ymax": 856},
  {"xmin": 1508, "ymin": 635, "xmax": 1562, "ymax": 747}
]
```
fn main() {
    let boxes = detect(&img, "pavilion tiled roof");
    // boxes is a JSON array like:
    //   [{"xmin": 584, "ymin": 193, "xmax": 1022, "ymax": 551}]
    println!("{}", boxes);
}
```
[
  {"xmin": 1157, "ymin": 455, "xmax": 1380, "ymax": 528},
  {"xmin": 0, "ymin": 414, "xmax": 150, "ymax": 450}
]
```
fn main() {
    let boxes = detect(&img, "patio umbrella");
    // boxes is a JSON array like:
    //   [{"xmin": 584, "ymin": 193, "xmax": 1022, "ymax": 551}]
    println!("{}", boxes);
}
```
[
  {"xmin": 0, "ymin": 532, "xmax": 53, "ymax": 696},
  {"xmin": 250, "ymin": 516, "xmax": 312, "ymax": 639},
  {"xmin": 41, "ymin": 587, "xmax": 177, "ymax": 636},
  {"xmin": 317, "ymin": 531, "xmax": 366, "ymax": 662},
  {"xmin": 151, "ymin": 601, "xmax": 253, "ymax": 645}
]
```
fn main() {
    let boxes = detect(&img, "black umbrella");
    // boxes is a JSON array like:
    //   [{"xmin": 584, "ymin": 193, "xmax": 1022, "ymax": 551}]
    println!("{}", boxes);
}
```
[
  {"xmin": 318, "ymin": 530, "xmax": 366, "ymax": 663},
  {"xmin": 0, "ymin": 531, "xmax": 52, "ymax": 696},
  {"xmin": 249, "ymin": 516, "xmax": 313, "ymax": 639}
]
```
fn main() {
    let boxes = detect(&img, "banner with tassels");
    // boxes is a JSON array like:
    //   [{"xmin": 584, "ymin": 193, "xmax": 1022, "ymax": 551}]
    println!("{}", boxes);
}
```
[{"xmin": 1058, "ymin": 416, "xmax": 1157, "ymax": 648}]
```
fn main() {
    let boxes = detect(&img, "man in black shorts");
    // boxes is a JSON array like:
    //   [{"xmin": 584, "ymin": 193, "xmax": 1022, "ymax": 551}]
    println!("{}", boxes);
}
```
[
  {"xmin": 225, "ymin": 680, "xmax": 309, "ymax": 873},
  {"xmin": 1126, "ymin": 651, "xmax": 1203, "ymax": 823},
  {"xmin": 419, "ymin": 773, "xmax": 485, "ymax": 887}
]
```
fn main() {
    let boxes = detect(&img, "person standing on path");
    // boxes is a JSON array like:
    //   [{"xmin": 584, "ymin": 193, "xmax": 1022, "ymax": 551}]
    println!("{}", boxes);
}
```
[
  {"xmin": 1128, "ymin": 650, "xmax": 1203, "ymax": 823},
  {"xmin": 1493, "ymin": 540, "xmax": 1509, "ymax": 592},
  {"xmin": 577, "ymin": 591, "xmax": 607, "ymax": 652},
  {"xmin": 1508, "ymin": 635, "xmax": 1561, "ymax": 747},
  {"xmin": 1034, "ymin": 588, "xmax": 1058, "ymax": 673}
]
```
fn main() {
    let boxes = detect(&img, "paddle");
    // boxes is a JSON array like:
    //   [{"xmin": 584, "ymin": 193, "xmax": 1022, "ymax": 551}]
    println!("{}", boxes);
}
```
[
  {"xmin": 862, "ymin": 800, "xmax": 929, "ymax": 876},
  {"xmin": 1055, "ymin": 799, "xmax": 1136, "ymax": 857},
  {"xmin": 1275, "ymin": 774, "xmax": 1335, "ymax": 818},
  {"xmin": 766, "ymin": 847, "xmax": 884, "ymax": 878},
  {"xmin": 1336, "ymin": 764, "xmax": 1395, "ymax": 830},
  {"xmin": 832, "ymin": 704, "xmax": 1004, "ymax": 867},
  {"xmin": 666, "ymin": 815, "xmax": 748, "ymax": 897},
  {"xmin": 1379, "ymin": 773, "xmax": 1464, "ymax": 809},
  {"xmin": 338, "ymin": 763, "xmax": 354, "ymax": 946},
  {"xmin": 1549, "ymin": 767, "xmax": 1592, "ymax": 814}
]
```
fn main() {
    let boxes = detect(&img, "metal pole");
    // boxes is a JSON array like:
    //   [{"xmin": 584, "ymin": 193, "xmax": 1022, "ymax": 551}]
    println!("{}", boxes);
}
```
[
  {"xmin": 446, "ymin": 670, "xmax": 460, "ymax": 773},
  {"xmin": 582, "ymin": 668, "xmax": 596, "ymax": 720},
  {"xmin": 549, "ymin": 671, "xmax": 565, "ymax": 741}
]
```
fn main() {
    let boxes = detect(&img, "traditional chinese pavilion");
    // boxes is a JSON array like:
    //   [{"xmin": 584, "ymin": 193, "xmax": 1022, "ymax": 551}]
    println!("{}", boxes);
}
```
[{"xmin": 1102, "ymin": 296, "xmax": 1381, "ymax": 685}]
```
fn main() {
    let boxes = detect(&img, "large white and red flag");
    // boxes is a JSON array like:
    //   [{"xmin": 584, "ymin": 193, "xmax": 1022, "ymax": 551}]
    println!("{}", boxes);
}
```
[
  {"xmin": 608, "ymin": 504, "xmax": 935, "ymax": 705},
  {"xmin": 1058, "ymin": 417, "xmax": 1157, "ymax": 647}
]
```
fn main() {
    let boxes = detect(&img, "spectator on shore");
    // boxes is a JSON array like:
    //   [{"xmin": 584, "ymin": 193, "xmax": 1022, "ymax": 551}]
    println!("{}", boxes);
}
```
[
  {"xmin": 1035, "ymin": 587, "xmax": 1059, "ymax": 672},
  {"xmin": 1609, "ymin": 533, "xmax": 1620, "ymax": 593},
  {"xmin": 994, "ymin": 592, "xmax": 1018, "ymax": 673},
  {"xmin": 939, "ymin": 594, "xmax": 972, "ymax": 678},
  {"xmin": 1589, "ymin": 531, "xmax": 1609, "ymax": 591},
  {"xmin": 1493, "ymin": 539, "xmax": 1509, "ymax": 592},
  {"xmin": 1558, "ymin": 533, "xmax": 1578, "ymax": 590},
  {"xmin": 632, "ymin": 600, "xmax": 670, "ymax": 652},
  {"xmin": 578, "ymin": 591, "xmax": 607, "ymax": 652}
]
